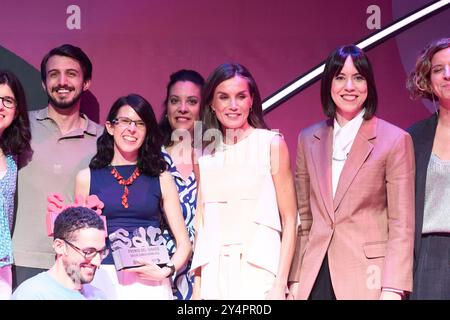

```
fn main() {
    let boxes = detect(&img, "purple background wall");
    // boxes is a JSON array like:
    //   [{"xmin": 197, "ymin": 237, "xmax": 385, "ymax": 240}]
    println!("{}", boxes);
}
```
[{"xmin": 0, "ymin": 0, "xmax": 448, "ymax": 164}]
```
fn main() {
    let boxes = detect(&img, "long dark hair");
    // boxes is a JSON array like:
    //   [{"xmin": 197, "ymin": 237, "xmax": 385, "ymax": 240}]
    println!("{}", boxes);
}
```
[
  {"xmin": 158, "ymin": 69, "xmax": 205, "ymax": 147},
  {"xmin": 89, "ymin": 94, "xmax": 166, "ymax": 176},
  {"xmin": 201, "ymin": 63, "xmax": 268, "ymax": 132},
  {"xmin": 0, "ymin": 70, "xmax": 31, "ymax": 156},
  {"xmin": 321, "ymin": 45, "xmax": 378, "ymax": 120}
]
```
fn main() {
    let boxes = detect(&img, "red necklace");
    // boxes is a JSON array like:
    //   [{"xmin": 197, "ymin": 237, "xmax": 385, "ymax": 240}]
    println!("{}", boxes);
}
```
[{"xmin": 110, "ymin": 166, "xmax": 141, "ymax": 209}]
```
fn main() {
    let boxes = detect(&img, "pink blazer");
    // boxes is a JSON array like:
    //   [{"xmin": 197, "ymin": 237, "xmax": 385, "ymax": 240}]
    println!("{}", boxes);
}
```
[{"xmin": 289, "ymin": 116, "xmax": 415, "ymax": 299}]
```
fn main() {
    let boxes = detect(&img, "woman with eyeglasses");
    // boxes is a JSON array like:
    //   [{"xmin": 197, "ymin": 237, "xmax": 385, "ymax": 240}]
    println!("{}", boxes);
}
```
[
  {"xmin": 74, "ymin": 93, "xmax": 191, "ymax": 299},
  {"xmin": 0, "ymin": 70, "xmax": 31, "ymax": 299}
]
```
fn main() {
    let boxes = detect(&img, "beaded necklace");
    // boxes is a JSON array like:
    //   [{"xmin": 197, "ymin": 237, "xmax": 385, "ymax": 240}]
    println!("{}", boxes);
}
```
[{"xmin": 110, "ymin": 166, "xmax": 141, "ymax": 209}]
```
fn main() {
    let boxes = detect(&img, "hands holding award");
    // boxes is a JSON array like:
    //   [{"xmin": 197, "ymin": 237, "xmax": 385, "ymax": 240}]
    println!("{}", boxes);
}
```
[
  {"xmin": 108, "ymin": 225, "xmax": 175, "ymax": 281},
  {"xmin": 122, "ymin": 258, "xmax": 175, "ymax": 281}
]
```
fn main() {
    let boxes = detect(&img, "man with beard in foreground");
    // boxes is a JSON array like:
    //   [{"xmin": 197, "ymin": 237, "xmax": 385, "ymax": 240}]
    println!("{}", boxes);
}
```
[
  {"xmin": 12, "ymin": 44, "xmax": 103, "ymax": 287},
  {"xmin": 12, "ymin": 206, "xmax": 107, "ymax": 299}
]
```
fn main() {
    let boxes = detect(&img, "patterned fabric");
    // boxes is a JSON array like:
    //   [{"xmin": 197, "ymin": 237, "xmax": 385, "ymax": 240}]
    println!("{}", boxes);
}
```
[
  {"xmin": 161, "ymin": 148, "xmax": 197, "ymax": 300},
  {"xmin": 0, "ymin": 155, "xmax": 17, "ymax": 267}
]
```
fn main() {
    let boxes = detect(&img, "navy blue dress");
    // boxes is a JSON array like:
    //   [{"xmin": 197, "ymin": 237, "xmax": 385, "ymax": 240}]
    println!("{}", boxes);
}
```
[{"xmin": 90, "ymin": 165, "xmax": 163, "ymax": 265}]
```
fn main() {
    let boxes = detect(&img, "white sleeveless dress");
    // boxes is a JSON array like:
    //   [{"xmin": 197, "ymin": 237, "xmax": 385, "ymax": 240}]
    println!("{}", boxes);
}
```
[{"xmin": 191, "ymin": 129, "xmax": 282, "ymax": 299}]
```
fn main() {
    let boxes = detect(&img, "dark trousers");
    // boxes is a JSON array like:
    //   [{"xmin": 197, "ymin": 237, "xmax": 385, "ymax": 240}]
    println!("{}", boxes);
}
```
[
  {"xmin": 410, "ymin": 234, "xmax": 450, "ymax": 300},
  {"xmin": 12, "ymin": 265, "xmax": 47, "ymax": 290},
  {"xmin": 309, "ymin": 253, "xmax": 336, "ymax": 300}
]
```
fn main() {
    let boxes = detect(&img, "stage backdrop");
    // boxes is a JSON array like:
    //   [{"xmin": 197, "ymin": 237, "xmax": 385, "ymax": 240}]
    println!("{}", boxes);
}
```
[{"xmin": 0, "ymin": 0, "xmax": 448, "ymax": 164}]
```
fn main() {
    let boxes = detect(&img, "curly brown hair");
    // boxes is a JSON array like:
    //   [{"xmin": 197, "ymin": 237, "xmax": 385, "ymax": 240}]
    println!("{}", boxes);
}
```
[{"xmin": 407, "ymin": 38, "xmax": 450, "ymax": 101}]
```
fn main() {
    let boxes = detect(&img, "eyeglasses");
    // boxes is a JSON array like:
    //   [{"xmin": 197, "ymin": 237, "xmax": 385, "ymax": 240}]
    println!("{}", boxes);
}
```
[
  {"xmin": 63, "ymin": 239, "xmax": 109, "ymax": 260},
  {"xmin": 112, "ymin": 117, "xmax": 146, "ymax": 129},
  {"xmin": 0, "ymin": 96, "xmax": 16, "ymax": 109}
]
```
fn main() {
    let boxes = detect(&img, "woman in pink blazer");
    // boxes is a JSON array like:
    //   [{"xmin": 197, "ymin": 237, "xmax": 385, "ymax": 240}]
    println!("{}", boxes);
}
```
[{"xmin": 289, "ymin": 45, "xmax": 415, "ymax": 300}]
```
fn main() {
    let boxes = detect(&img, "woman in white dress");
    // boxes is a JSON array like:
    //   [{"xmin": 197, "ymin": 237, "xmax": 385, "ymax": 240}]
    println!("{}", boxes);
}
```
[{"xmin": 191, "ymin": 63, "xmax": 297, "ymax": 300}]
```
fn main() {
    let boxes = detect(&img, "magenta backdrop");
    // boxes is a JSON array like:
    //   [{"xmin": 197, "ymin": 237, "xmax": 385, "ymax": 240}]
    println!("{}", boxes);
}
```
[{"xmin": 0, "ymin": 0, "xmax": 448, "ymax": 164}]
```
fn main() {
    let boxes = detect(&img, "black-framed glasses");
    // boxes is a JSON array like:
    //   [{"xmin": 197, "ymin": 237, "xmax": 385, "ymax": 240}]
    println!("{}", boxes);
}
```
[
  {"xmin": 112, "ymin": 117, "xmax": 146, "ymax": 129},
  {"xmin": 0, "ymin": 96, "xmax": 16, "ymax": 109},
  {"xmin": 63, "ymin": 239, "xmax": 109, "ymax": 260}
]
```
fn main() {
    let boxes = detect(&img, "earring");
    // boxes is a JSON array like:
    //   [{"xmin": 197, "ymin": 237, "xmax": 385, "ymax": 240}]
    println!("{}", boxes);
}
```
[
  {"xmin": 431, "ymin": 91, "xmax": 439, "ymax": 117},
  {"xmin": 210, "ymin": 106, "xmax": 215, "ymax": 114},
  {"xmin": 427, "ymin": 84, "xmax": 439, "ymax": 116}
]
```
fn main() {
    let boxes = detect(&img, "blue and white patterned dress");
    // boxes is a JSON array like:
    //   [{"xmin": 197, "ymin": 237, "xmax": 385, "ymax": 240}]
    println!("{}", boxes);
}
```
[
  {"xmin": 0, "ymin": 155, "xmax": 17, "ymax": 268},
  {"xmin": 161, "ymin": 148, "xmax": 197, "ymax": 300}
]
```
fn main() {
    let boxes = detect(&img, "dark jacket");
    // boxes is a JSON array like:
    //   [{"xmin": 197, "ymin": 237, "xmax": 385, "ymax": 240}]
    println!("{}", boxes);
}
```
[{"xmin": 406, "ymin": 113, "xmax": 438, "ymax": 272}]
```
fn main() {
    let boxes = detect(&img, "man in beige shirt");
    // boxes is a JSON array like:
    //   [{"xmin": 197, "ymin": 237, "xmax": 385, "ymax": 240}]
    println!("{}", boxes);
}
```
[{"xmin": 12, "ymin": 44, "xmax": 103, "ymax": 287}]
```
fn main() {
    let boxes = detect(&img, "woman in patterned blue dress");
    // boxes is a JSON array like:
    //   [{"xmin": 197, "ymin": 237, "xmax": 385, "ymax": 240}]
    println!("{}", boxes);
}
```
[
  {"xmin": 0, "ymin": 71, "xmax": 31, "ymax": 299},
  {"xmin": 159, "ymin": 70, "xmax": 204, "ymax": 299}
]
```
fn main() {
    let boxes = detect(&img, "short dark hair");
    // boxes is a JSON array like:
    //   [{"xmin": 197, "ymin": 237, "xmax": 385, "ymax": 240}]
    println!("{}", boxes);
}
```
[
  {"xmin": 40, "ymin": 44, "xmax": 92, "ymax": 82},
  {"xmin": 53, "ymin": 206, "xmax": 104, "ymax": 241},
  {"xmin": 0, "ymin": 70, "xmax": 31, "ymax": 156},
  {"xmin": 321, "ymin": 45, "xmax": 378, "ymax": 120},
  {"xmin": 201, "ymin": 63, "xmax": 269, "ymax": 133},
  {"xmin": 158, "ymin": 69, "xmax": 205, "ymax": 147},
  {"xmin": 89, "ymin": 93, "xmax": 167, "ymax": 176},
  {"xmin": 407, "ymin": 38, "xmax": 450, "ymax": 101}
]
